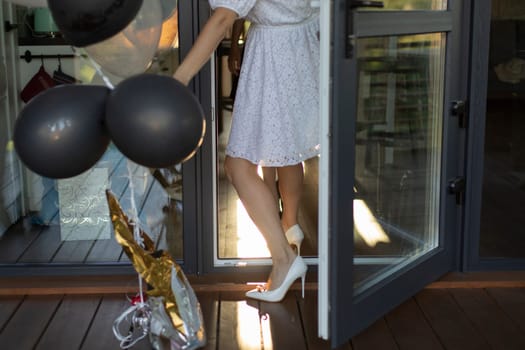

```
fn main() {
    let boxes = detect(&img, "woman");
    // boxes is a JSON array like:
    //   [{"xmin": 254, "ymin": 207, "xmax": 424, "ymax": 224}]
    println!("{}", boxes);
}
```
[{"xmin": 174, "ymin": 0, "xmax": 319, "ymax": 302}]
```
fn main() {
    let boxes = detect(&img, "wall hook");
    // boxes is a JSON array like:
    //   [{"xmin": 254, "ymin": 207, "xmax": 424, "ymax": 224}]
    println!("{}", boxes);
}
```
[{"xmin": 4, "ymin": 20, "xmax": 18, "ymax": 33}]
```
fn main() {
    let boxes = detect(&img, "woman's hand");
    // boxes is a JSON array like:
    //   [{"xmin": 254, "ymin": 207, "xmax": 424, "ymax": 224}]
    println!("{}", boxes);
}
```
[{"xmin": 228, "ymin": 45, "xmax": 242, "ymax": 76}]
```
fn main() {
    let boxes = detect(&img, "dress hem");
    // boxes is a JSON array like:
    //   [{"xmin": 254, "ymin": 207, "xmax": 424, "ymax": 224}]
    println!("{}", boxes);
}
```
[{"xmin": 225, "ymin": 147, "xmax": 320, "ymax": 167}]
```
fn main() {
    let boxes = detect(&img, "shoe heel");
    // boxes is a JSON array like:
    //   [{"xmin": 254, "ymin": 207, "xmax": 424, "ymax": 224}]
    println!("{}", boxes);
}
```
[
  {"xmin": 301, "ymin": 272, "xmax": 306, "ymax": 299},
  {"xmin": 296, "ymin": 240, "xmax": 302, "ymax": 257},
  {"xmin": 285, "ymin": 225, "xmax": 304, "ymax": 256}
]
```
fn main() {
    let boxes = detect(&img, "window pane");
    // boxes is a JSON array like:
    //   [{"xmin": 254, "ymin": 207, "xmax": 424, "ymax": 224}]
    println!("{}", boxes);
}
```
[
  {"xmin": 480, "ymin": 0, "xmax": 525, "ymax": 258},
  {"xmin": 353, "ymin": 33, "xmax": 446, "ymax": 293},
  {"xmin": 0, "ymin": 5, "xmax": 182, "ymax": 265}
]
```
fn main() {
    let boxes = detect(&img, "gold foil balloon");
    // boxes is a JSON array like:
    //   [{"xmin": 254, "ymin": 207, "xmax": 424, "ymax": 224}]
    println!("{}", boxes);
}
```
[
  {"xmin": 106, "ymin": 190, "xmax": 206, "ymax": 349},
  {"xmin": 84, "ymin": 0, "xmax": 163, "ymax": 77}
]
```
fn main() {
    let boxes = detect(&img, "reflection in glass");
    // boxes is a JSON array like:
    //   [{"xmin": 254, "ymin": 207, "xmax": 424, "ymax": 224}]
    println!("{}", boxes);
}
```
[
  {"xmin": 0, "ymin": 8, "xmax": 182, "ymax": 265},
  {"xmin": 353, "ymin": 33, "xmax": 445, "ymax": 293},
  {"xmin": 480, "ymin": 0, "xmax": 525, "ymax": 258},
  {"xmin": 367, "ymin": 0, "xmax": 446, "ymax": 10}
]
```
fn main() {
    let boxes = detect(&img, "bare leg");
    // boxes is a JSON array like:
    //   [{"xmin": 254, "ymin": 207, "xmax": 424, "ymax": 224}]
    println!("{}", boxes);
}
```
[
  {"xmin": 224, "ymin": 156, "xmax": 296, "ymax": 290},
  {"xmin": 261, "ymin": 166, "xmax": 279, "ymax": 206},
  {"xmin": 277, "ymin": 163, "xmax": 304, "ymax": 232}
]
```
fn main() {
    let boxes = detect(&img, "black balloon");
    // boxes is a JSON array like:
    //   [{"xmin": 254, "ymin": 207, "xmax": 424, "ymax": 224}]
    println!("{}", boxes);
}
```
[
  {"xmin": 47, "ymin": 0, "xmax": 143, "ymax": 47},
  {"xmin": 105, "ymin": 74, "xmax": 206, "ymax": 168},
  {"xmin": 14, "ymin": 85, "xmax": 111, "ymax": 179}
]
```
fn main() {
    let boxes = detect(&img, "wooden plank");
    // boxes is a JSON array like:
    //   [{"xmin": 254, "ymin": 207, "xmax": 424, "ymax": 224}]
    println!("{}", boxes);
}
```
[
  {"xmin": 352, "ymin": 318, "xmax": 397, "ymax": 350},
  {"xmin": 0, "ymin": 295, "xmax": 24, "ymax": 329},
  {"xmin": 35, "ymin": 294, "xmax": 102, "ymax": 350},
  {"xmin": 198, "ymin": 291, "xmax": 219, "ymax": 350},
  {"xmin": 451, "ymin": 288, "xmax": 525, "ymax": 350},
  {"xmin": 0, "ymin": 220, "xmax": 44, "ymax": 263},
  {"xmin": 384, "ymin": 297, "xmax": 444, "ymax": 350},
  {"xmin": 0, "ymin": 295, "xmax": 62, "ymax": 350},
  {"xmin": 415, "ymin": 289, "xmax": 489, "ymax": 350},
  {"xmin": 80, "ymin": 294, "xmax": 152, "ymax": 349},
  {"xmin": 18, "ymin": 225, "xmax": 63, "ymax": 263},
  {"xmin": 428, "ymin": 271, "xmax": 525, "ymax": 288},
  {"xmin": 486, "ymin": 288, "xmax": 525, "ymax": 331},
  {"xmin": 218, "ymin": 300, "xmax": 262, "ymax": 349},
  {"xmin": 259, "ymin": 292, "xmax": 307, "ymax": 350},
  {"xmin": 52, "ymin": 240, "xmax": 95, "ymax": 263},
  {"xmin": 0, "ymin": 275, "xmax": 139, "ymax": 296},
  {"xmin": 219, "ymin": 290, "xmax": 250, "ymax": 301}
]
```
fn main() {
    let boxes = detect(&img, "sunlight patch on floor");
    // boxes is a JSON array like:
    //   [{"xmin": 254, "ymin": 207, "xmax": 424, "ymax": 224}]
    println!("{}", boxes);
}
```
[{"xmin": 236, "ymin": 301, "xmax": 266, "ymax": 349}]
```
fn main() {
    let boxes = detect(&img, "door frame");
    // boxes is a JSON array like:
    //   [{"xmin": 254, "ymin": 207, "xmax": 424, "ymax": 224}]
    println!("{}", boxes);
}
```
[
  {"xmin": 463, "ymin": 0, "xmax": 525, "ymax": 271},
  {"xmin": 325, "ymin": 1, "xmax": 471, "ymax": 345}
]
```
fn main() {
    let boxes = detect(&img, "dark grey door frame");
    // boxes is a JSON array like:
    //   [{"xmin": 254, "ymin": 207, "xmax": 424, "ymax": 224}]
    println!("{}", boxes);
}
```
[
  {"xmin": 463, "ymin": 0, "xmax": 525, "ymax": 271},
  {"xmin": 329, "ymin": 1, "xmax": 470, "ymax": 345}
]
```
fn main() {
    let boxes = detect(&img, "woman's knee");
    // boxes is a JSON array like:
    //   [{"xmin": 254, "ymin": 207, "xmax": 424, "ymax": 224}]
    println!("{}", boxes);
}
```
[{"xmin": 224, "ymin": 156, "xmax": 253, "ymax": 183}]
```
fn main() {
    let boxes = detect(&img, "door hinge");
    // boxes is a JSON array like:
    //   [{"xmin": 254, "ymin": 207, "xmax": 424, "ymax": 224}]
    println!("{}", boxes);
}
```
[
  {"xmin": 451, "ymin": 100, "xmax": 468, "ymax": 129},
  {"xmin": 448, "ymin": 176, "xmax": 466, "ymax": 205}
]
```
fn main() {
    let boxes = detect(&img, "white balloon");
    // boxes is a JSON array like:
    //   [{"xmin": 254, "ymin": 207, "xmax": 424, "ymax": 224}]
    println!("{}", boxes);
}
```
[
  {"xmin": 84, "ymin": 0, "xmax": 163, "ymax": 78},
  {"xmin": 3, "ymin": 0, "xmax": 47, "ymax": 7},
  {"xmin": 160, "ymin": 0, "xmax": 177, "ymax": 20}
]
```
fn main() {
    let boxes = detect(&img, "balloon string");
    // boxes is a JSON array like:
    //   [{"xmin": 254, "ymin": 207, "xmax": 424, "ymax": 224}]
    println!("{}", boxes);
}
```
[
  {"xmin": 126, "ymin": 160, "xmax": 145, "ymax": 305},
  {"xmin": 111, "ymin": 162, "xmax": 149, "ymax": 349},
  {"xmin": 112, "ymin": 304, "xmax": 149, "ymax": 349},
  {"xmin": 72, "ymin": 47, "xmax": 115, "ymax": 89}
]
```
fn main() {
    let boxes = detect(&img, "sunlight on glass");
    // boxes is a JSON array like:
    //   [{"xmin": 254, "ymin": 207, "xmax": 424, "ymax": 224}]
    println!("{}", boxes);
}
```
[
  {"xmin": 236, "ymin": 301, "xmax": 264, "ymax": 349},
  {"xmin": 354, "ymin": 199, "xmax": 391, "ymax": 247},
  {"xmin": 381, "ymin": 0, "xmax": 446, "ymax": 10},
  {"xmin": 236, "ymin": 198, "xmax": 271, "ymax": 257}
]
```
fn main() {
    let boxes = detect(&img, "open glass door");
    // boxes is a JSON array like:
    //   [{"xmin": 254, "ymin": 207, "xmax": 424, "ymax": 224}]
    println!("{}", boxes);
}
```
[{"xmin": 319, "ymin": 0, "xmax": 467, "ymax": 345}]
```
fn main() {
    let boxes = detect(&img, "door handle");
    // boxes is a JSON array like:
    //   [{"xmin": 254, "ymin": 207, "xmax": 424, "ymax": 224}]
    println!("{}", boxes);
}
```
[{"xmin": 350, "ymin": 0, "xmax": 384, "ymax": 9}]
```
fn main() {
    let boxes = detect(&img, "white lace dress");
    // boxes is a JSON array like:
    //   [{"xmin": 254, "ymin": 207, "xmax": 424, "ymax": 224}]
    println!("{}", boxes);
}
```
[{"xmin": 210, "ymin": 0, "xmax": 320, "ymax": 166}]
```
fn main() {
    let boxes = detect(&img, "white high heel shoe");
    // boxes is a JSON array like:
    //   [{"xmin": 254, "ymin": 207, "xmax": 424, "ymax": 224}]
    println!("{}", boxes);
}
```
[
  {"xmin": 245, "ymin": 256, "xmax": 307, "ymax": 302},
  {"xmin": 285, "ymin": 224, "xmax": 304, "ymax": 256}
]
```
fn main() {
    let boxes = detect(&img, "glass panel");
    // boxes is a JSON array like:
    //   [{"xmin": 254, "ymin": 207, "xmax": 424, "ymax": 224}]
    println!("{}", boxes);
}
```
[
  {"xmin": 353, "ymin": 33, "xmax": 445, "ymax": 293},
  {"xmin": 0, "ymin": 6, "xmax": 183, "ymax": 265},
  {"xmin": 480, "ymin": 0, "xmax": 525, "ymax": 258},
  {"xmin": 366, "ymin": 0, "xmax": 447, "ymax": 10},
  {"xmin": 217, "ymin": 22, "xmax": 318, "ymax": 260}
]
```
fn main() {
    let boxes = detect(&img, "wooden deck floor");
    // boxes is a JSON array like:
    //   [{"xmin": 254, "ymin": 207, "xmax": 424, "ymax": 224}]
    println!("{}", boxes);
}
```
[{"xmin": 1, "ymin": 286, "xmax": 525, "ymax": 350}]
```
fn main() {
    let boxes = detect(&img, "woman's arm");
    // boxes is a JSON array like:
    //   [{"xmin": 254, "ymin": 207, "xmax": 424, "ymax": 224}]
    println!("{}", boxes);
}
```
[{"xmin": 173, "ymin": 7, "xmax": 238, "ymax": 85}]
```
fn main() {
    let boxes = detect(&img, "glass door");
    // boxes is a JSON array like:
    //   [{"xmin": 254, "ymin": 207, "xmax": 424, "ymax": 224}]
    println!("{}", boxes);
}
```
[
  {"xmin": 319, "ymin": 0, "xmax": 467, "ymax": 345},
  {"xmin": 466, "ymin": 0, "xmax": 525, "ymax": 270},
  {"xmin": 0, "ymin": 2, "xmax": 188, "ymax": 272}
]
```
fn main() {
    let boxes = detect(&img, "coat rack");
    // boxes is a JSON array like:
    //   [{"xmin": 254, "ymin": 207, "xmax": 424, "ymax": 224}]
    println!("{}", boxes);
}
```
[{"xmin": 20, "ymin": 50, "xmax": 75, "ymax": 63}]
